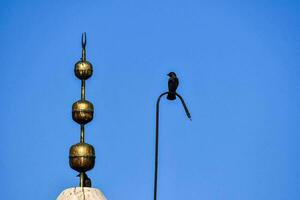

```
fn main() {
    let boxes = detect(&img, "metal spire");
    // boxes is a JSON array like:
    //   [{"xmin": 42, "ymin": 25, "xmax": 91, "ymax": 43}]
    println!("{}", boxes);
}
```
[{"xmin": 70, "ymin": 33, "xmax": 95, "ymax": 187}]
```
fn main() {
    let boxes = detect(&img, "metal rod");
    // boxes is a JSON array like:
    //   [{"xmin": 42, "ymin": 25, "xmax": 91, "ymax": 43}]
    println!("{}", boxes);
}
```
[
  {"xmin": 176, "ymin": 93, "xmax": 192, "ymax": 120},
  {"xmin": 82, "ymin": 32, "xmax": 86, "ymax": 61},
  {"xmin": 81, "ymin": 80, "xmax": 85, "ymax": 100},
  {"xmin": 153, "ymin": 92, "xmax": 191, "ymax": 200},
  {"xmin": 154, "ymin": 92, "xmax": 168, "ymax": 200},
  {"xmin": 80, "ymin": 125, "xmax": 85, "ymax": 143},
  {"xmin": 80, "ymin": 172, "xmax": 84, "ymax": 187},
  {"xmin": 82, "ymin": 49, "xmax": 86, "ymax": 61}
]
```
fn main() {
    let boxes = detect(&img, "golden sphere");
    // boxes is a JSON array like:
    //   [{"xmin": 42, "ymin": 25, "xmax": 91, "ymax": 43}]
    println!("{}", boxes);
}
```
[
  {"xmin": 74, "ymin": 61, "xmax": 93, "ymax": 80},
  {"xmin": 69, "ymin": 143, "xmax": 95, "ymax": 172},
  {"xmin": 72, "ymin": 100, "xmax": 94, "ymax": 124}
]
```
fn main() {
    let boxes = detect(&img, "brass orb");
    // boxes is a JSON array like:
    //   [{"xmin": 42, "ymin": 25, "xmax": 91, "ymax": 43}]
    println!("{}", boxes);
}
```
[
  {"xmin": 74, "ymin": 61, "xmax": 93, "ymax": 80},
  {"xmin": 72, "ymin": 100, "xmax": 94, "ymax": 124},
  {"xmin": 69, "ymin": 143, "xmax": 95, "ymax": 172}
]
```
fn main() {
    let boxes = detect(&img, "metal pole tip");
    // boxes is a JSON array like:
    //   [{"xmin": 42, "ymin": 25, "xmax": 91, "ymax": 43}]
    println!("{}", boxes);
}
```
[{"xmin": 81, "ymin": 32, "xmax": 87, "ymax": 49}]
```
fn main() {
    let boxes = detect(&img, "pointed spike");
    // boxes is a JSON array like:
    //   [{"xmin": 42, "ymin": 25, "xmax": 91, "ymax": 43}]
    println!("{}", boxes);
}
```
[{"xmin": 81, "ymin": 32, "xmax": 86, "ymax": 49}]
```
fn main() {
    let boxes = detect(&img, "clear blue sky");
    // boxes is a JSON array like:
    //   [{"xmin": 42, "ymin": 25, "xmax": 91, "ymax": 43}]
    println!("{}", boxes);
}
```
[{"xmin": 0, "ymin": 0, "xmax": 299, "ymax": 199}]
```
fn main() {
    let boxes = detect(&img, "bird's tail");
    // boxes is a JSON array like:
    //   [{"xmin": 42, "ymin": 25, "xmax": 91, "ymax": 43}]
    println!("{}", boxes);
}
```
[{"xmin": 167, "ymin": 92, "xmax": 176, "ymax": 100}]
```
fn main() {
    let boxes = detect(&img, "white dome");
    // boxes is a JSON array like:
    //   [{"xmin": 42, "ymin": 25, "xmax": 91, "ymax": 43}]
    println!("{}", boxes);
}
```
[{"xmin": 57, "ymin": 187, "xmax": 107, "ymax": 200}]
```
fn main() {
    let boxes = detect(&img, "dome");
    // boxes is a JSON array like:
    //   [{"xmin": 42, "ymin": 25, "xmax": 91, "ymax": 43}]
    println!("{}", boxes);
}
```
[{"xmin": 57, "ymin": 187, "xmax": 107, "ymax": 200}]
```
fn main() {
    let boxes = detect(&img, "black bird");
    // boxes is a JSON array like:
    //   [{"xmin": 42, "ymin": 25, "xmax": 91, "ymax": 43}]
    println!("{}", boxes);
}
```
[
  {"xmin": 77, "ymin": 173, "xmax": 92, "ymax": 187},
  {"xmin": 167, "ymin": 72, "xmax": 179, "ymax": 100}
]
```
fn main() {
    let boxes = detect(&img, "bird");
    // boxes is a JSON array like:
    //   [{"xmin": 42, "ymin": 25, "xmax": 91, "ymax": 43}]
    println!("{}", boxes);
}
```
[
  {"xmin": 167, "ymin": 72, "xmax": 179, "ymax": 100},
  {"xmin": 77, "ymin": 173, "xmax": 92, "ymax": 187}
]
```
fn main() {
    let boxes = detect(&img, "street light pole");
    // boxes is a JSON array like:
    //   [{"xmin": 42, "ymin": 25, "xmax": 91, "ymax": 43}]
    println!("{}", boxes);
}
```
[{"xmin": 154, "ymin": 89, "xmax": 191, "ymax": 200}]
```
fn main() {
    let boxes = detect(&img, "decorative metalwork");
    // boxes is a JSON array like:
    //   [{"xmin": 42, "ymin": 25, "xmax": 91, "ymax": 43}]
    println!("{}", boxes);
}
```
[{"xmin": 69, "ymin": 33, "xmax": 95, "ymax": 187}]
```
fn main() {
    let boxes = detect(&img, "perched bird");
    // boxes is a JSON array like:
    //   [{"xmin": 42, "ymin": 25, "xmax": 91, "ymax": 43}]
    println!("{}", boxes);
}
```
[
  {"xmin": 167, "ymin": 72, "xmax": 179, "ymax": 100},
  {"xmin": 77, "ymin": 173, "xmax": 92, "ymax": 187}
]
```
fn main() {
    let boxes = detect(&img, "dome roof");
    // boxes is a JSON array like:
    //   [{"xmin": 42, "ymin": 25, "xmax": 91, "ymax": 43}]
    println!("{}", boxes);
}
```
[{"xmin": 57, "ymin": 187, "xmax": 107, "ymax": 200}]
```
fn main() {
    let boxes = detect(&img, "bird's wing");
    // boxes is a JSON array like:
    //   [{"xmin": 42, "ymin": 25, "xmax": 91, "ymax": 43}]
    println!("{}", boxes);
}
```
[
  {"xmin": 168, "ymin": 77, "xmax": 179, "ymax": 92},
  {"xmin": 175, "ymin": 77, "xmax": 179, "ymax": 89}
]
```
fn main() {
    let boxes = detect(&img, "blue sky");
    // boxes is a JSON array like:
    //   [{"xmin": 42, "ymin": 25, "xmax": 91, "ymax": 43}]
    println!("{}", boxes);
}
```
[{"xmin": 0, "ymin": 0, "xmax": 300, "ymax": 199}]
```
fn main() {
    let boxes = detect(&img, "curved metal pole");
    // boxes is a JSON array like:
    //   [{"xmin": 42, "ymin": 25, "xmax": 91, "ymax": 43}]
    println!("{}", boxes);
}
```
[
  {"xmin": 154, "ymin": 92, "xmax": 168, "ymax": 200},
  {"xmin": 154, "ymin": 92, "xmax": 191, "ymax": 200},
  {"xmin": 176, "ymin": 93, "xmax": 192, "ymax": 120}
]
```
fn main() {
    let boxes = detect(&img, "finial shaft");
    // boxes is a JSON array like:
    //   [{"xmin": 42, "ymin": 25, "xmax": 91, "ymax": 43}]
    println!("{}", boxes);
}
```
[
  {"xmin": 80, "ymin": 172, "xmax": 84, "ymax": 187},
  {"xmin": 81, "ymin": 80, "xmax": 86, "ymax": 100},
  {"xmin": 80, "ymin": 125, "xmax": 85, "ymax": 143},
  {"xmin": 81, "ymin": 32, "xmax": 87, "ymax": 61}
]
